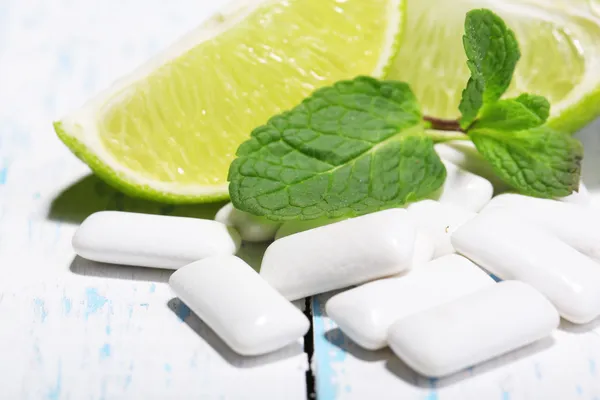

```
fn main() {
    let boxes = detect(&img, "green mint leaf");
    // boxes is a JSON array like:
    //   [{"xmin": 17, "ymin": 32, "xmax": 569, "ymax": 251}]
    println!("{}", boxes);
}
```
[
  {"xmin": 470, "ymin": 94, "xmax": 550, "ymax": 131},
  {"xmin": 470, "ymin": 126, "xmax": 582, "ymax": 197},
  {"xmin": 458, "ymin": 9, "xmax": 520, "ymax": 128},
  {"xmin": 228, "ymin": 76, "xmax": 446, "ymax": 220}
]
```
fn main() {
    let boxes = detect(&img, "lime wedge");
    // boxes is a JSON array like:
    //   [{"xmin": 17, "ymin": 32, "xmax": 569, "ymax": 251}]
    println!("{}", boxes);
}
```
[
  {"xmin": 386, "ymin": 0, "xmax": 600, "ymax": 133},
  {"xmin": 55, "ymin": 0, "xmax": 404, "ymax": 203}
]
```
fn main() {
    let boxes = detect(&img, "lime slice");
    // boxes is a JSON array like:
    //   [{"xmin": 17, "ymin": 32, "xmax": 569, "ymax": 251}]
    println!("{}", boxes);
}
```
[
  {"xmin": 55, "ymin": 0, "xmax": 404, "ymax": 203},
  {"xmin": 386, "ymin": 0, "xmax": 600, "ymax": 133}
]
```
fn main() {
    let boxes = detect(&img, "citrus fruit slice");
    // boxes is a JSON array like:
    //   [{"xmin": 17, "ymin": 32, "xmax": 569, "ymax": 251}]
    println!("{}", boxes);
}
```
[
  {"xmin": 55, "ymin": 0, "xmax": 404, "ymax": 203},
  {"xmin": 386, "ymin": 0, "xmax": 600, "ymax": 133}
]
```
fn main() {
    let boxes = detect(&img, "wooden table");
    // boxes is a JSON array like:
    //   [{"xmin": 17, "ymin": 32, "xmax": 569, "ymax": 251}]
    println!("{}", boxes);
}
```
[{"xmin": 1, "ymin": 1, "xmax": 600, "ymax": 398}]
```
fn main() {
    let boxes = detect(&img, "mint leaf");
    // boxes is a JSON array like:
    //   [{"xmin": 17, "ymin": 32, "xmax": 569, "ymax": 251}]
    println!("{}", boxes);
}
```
[
  {"xmin": 471, "ymin": 94, "xmax": 550, "ymax": 131},
  {"xmin": 228, "ymin": 76, "xmax": 446, "ymax": 220},
  {"xmin": 458, "ymin": 9, "xmax": 520, "ymax": 128},
  {"xmin": 470, "ymin": 126, "xmax": 582, "ymax": 197}
]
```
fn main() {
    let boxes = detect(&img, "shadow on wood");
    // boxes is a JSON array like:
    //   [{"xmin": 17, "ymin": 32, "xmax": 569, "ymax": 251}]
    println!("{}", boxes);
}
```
[
  {"xmin": 385, "ymin": 336, "xmax": 556, "ymax": 389},
  {"xmin": 69, "ymin": 255, "xmax": 171, "ymax": 283},
  {"xmin": 48, "ymin": 174, "xmax": 225, "ymax": 224},
  {"xmin": 166, "ymin": 297, "xmax": 306, "ymax": 369},
  {"xmin": 558, "ymin": 315, "xmax": 600, "ymax": 334},
  {"xmin": 576, "ymin": 118, "xmax": 600, "ymax": 190},
  {"xmin": 323, "ymin": 326, "xmax": 555, "ymax": 389},
  {"xmin": 324, "ymin": 327, "xmax": 391, "ymax": 363}
]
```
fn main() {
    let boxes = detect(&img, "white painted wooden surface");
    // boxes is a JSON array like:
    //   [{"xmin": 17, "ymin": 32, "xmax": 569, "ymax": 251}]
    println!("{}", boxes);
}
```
[{"xmin": 0, "ymin": 1, "xmax": 307, "ymax": 398}]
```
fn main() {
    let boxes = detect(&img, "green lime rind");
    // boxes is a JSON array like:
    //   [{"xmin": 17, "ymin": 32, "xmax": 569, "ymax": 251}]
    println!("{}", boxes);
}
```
[
  {"xmin": 54, "ymin": 121, "xmax": 231, "ymax": 203},
  {"xmin": 548, "ymin": 88, "xmax": 600, "ymax": 134}
]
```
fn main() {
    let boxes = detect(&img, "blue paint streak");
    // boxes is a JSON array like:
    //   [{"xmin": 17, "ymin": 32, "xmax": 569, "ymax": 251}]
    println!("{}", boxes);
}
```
[
  {"xmin": 0, "ymin": 166, "xmax": 7, "ymax": 184},
  {"xmin": 425, "ymin": 378, "xmax": 438, "ymax": 400},
  {"xmin": 34, "ymin": 298, "xmax": 48, "ymax": 322},
  {"xmin": 100, "ymin": 378, "xmax": 107, "ymax": 400},
  {"xmin": 100, "ymin": 343, "xmax": 111, "ymax": 359},
  {"xmin": 33, "ymin": 343, "xmax": 42, "ymax": 364},
  {"xmin": 124, "ymin": 362, "xmax": 134, "ymax": 389},
  {"xmin": 489, "ymin": 273, "xmax": 502, "ymax": 282},
  {"xmin": 62, "ymin": 297, "xmax": 72, "ymax": 315},
  {"xmin": 189, "ymin": 352, "xmax": 198, "ymax": 368},
  {"xmin": 47, "ymin": 361, "xmax": 62, "ymax": 400},
  {"xmin": 502, "ymin": 391, "xmax": 510, "ymax": 400},
  {"xmin": 534, "ymin": 362, "xmax": 542, "ymax": 380},
  {"xmin": 164, "ymin": 363, "xmax": 172, "ymax": 373},
  {"xmin": 590, "ymin": 359, "xmax": 596, "ymax": 376},
  {"xmin": 149, "ymin": 283, "xmax": 156, "ymax": 293},
  {"xmin": 576, "ymin": 385, "xmax": 583, "ymax": 396},
  {"xmin": 57, "ymin": 51, "xmax": 72, "ymax": 74},
  {"xmin": 312, "ymin": 296, "xmax": 347, "ymax": 399},
  {"xmin": 127, "ymin": 305, "xmax": 134, "ymax": 319},
  {"xmin": 54, "ymin": 223, "xmax": 62, "ymax": 244},
  {"xmin": 175, "ymin": 301, "xmax": 191, "ymax": 322},
  {"xmin": 106, "ymin": 325, "xmax": 111, "ymax": 336},
  {"xmin": 85, "ymin": 288, "xmax": 108, "ymax": 319}
]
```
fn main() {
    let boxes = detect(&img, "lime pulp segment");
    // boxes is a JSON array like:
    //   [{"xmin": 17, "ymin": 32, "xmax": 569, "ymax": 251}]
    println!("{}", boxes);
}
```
[
  {"xmin": 386, "ymin": 0, "xmax": 600, "ymax": 132},
  {"xmin": 95, "ymin": 0, "xmax": 402, "ymax": 189}
]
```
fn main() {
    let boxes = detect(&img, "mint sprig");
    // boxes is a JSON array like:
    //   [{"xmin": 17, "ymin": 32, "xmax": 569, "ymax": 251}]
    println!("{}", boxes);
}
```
[{"xmin": 228, "ymin": 9, "xmax": 583, "ymax": 220}]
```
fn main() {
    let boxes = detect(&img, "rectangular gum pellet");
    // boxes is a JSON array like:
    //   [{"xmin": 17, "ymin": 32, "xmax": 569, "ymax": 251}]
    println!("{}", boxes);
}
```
[
  {"xmin": 481, "ymin": 193, "xmax": 600, "ymax": 262},
  {"xmin": 169, "ymin": 255, "xmax": 309, "ymax": 356},
  {"xmin": 73, "ymin": 211, "xmax": 241, "ymax": 269},
  {"xmin": 260, "ymin": 209, "xmax": 416, "ymax": 301},
  {"xmin": 388, "ymin": 280, "xmax": 559, "ymax": 378},
  {"xmin": 325, "ymin": 254, "xmax": 494, "ymax": 350},
  {"xmin": 451, "ymin": 209, "xmax": 600, "ymax": 324}
]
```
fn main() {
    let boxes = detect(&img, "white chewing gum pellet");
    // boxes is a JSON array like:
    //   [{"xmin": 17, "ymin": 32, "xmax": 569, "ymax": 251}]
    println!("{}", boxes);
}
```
[
  {"xmin": 73, "ymin": 211, "xmax": 241, "ymax": 269},
  {"xmin": 388, "ymin": 281, "xmax": 559, "ymax": 378},
  {"xmin": 452, "ymin": 210, "xmax": 600, "ymax": 323},
  {"xmin": 326, "ymin": 254, "xmax": 494, "ymax": 350},
  {"xmin": 431, "ymin": 161, "xmax": 493, "ymax": 212},
  {"xmin": 215, "ymin": 202, "xmax": 280, "ymax": 242},
  {"xmin": 169, "ymin": 256, "xmax": 309, "ymax": 356},
  {"xmin": 406, "ymin": 200, "xmax": 475, "ymax": 258},
  {"xmin": 260, "ymin": 209, "xmax": 416, "ymax": 300},
  {"xmin": 411, "ymin": 231, "xmax": 435, "ymax": 268},
  {"xmin": 274, "ymin": 217, "xmax": 346, "ymax": 240},
  {"xmin": 434, "ymin": 141, "xmax": 509, "ymax": 192},
  {"xmin": 277, "ymin": 216, "xmax": 431, "ymax": 268},
  {"xmin": 559, "ymin": 181, "xmax": 591, "ymax": 205},
  {"xmin": 482, "ymin": 193, "xmax": 600, "ymax": 263}
]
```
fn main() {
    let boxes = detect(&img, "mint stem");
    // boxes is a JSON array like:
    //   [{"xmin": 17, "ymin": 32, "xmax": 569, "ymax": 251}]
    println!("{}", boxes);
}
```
[
  {"xmin": 425, "ymin": 131, "xmax": 471, "ymax": 143},
  {"xmin": 423, "ymin": 116, "xmax": 464, "ymax": 132}
]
